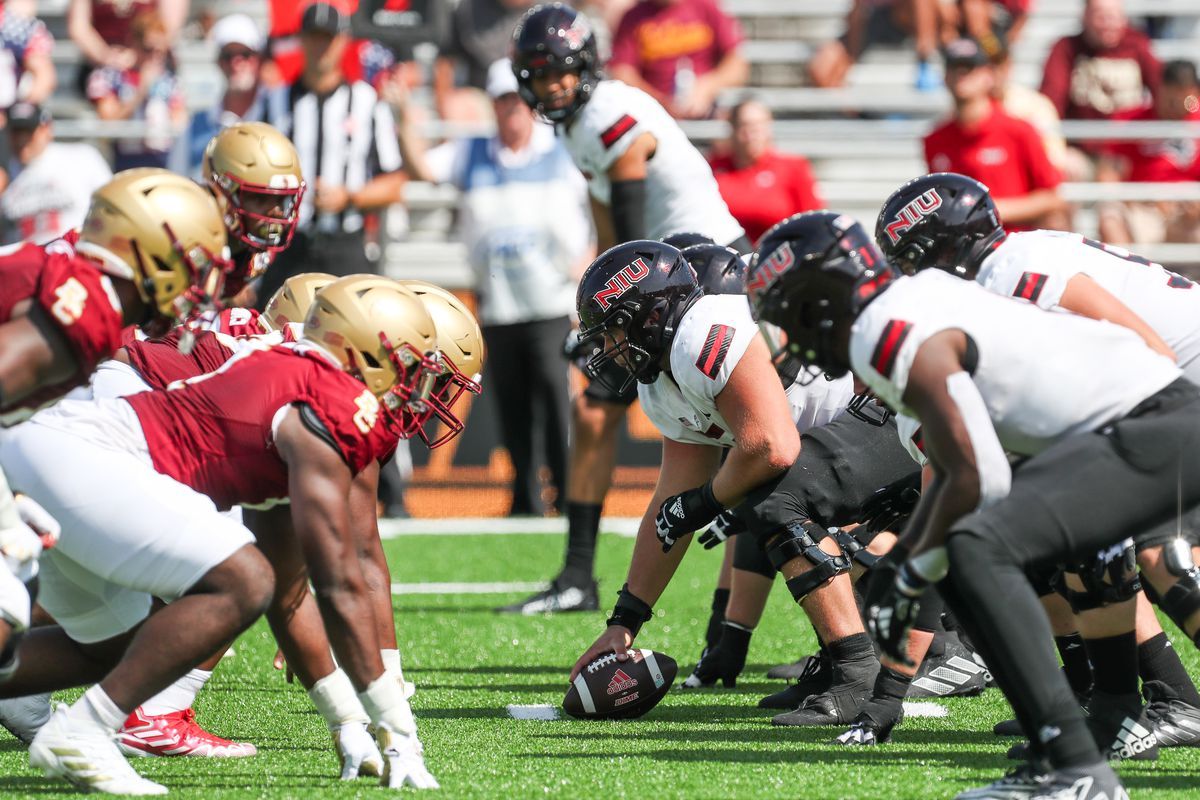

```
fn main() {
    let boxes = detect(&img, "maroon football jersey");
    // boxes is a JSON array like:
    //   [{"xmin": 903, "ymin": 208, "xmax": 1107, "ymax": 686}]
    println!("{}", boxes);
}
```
[
  {"xmin": 0, "ymin": 240, "xmax": 125, "ymax": 420},
  {"xmin": 208, "ymin": 306, "xmax": 268, "ymax": 338},
  {"xmin": 125, "ymin": 345, "xmax": 396, "ymax": 510}
]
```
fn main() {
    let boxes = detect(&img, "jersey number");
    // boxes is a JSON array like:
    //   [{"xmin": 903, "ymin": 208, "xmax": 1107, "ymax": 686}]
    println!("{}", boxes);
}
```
[
  {"xmin": 352, "ymin": 390, "xmax": 380, "ymax": 434},
  {"xmin": 1081, "ymin": 237, "xmax": 1194, "ymax": 289},
  {"xmin": 50, "ymin": 277, "xmax": 88, "ymax": 325}
]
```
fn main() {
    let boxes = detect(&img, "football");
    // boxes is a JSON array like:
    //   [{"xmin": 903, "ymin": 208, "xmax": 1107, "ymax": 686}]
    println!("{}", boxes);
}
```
[{"xmin": 563, "ymin": 649, "xmax": 678, "ymax": 720}]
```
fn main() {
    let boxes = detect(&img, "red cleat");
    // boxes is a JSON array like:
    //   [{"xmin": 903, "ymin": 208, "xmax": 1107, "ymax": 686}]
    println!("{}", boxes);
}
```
[{"xmin": 118, "ymin": 707, "xmax": 257, "ymax": 758}]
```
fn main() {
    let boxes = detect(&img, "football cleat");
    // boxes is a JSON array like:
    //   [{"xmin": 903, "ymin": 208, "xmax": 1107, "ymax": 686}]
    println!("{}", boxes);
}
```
[
  {"xmin": 118, "ymin": 707, "xmax": 257, "ymax": 758},
  {"xmin": 30, "ymin": 706, "xmax": 167, "ymax": 795},
  {"xmin": 834, "ymin": 700, "xmax": 904, "ymax": 746},
  {"xmin": 759, "ymin": 652, "xmax": 832, "ymax": 709},
  {"xmin": 908, "ymin": 631, "xmax": 989, "ymax": 698},
  {"xmin": 766, "ymin": 653, "xmax": 820, "ymax": 681},
  {"xmin": 495, "ymin": 578, "xmax": 598, "ymax": 614},
  {"xmin": 1028, "ymin": 760, "xmax": 1128, "ymax": 800},
  {"xmin": 0, "ymin": 692, "xmax": 52, "ymax": 744},
  {"xmin": 1007, "ymin": 691, "xmax": 1158, "ymax": 762},
  {"xmin": 771, "ymin": 659, "xmax": 878, "ymax": 727},
  {"xmin": 1143, "ymin": 680, "xmax": 1200, "ymax": 747},
  {"xmin": 954, "ymin": 762, "xmax": 1052, "ymax": 800}
]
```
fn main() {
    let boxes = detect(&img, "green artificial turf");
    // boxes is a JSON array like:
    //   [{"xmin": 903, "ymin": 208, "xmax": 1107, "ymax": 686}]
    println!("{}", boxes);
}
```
[{"xmin": 0, "ymin": 531, "xmax": 1197, "ymax": 798}]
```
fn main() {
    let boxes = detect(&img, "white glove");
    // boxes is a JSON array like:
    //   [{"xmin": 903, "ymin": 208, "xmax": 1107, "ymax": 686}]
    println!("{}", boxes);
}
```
[
  {"xmin": 333, "ymin": 721, "xmax": 383, "ymax": 780},
  {"xmin": 376, "ymin": 725, "xmax": 439, "ymax": 790}
]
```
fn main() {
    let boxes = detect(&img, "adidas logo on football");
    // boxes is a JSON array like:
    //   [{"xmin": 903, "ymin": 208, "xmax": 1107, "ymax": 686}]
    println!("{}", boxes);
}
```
[
  {"xmin": 607, "ymin": 669, "xmax": 638, "ymax": 695},
  {"xmin": 1111, "ymin": 717, "xmax": 1157, "ymax": 760}
]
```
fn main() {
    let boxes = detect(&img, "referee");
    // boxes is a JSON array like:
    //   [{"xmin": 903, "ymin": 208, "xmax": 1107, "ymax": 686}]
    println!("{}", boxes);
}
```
[{"xmin": 258, "ymin": 1, "xmax": 405, "ymax": 305}]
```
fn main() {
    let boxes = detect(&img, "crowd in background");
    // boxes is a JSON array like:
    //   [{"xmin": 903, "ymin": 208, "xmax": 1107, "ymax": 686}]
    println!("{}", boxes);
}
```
[{"xmin": 0, "ymin": 0, "xmax": 1196, "ymax": 515}]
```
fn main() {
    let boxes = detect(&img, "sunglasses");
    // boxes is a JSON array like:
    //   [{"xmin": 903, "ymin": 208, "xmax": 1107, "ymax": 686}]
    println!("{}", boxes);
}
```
[{"xmin": 219, "ymin": 48, "xmax": 258, "ymax": 63}]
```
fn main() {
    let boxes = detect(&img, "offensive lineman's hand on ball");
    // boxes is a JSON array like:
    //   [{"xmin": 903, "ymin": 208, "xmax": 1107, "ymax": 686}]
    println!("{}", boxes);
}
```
[
  {"xmin": 333, "ymin": 721, "xmax": 383, "ymax": 780},
  {"xmin": 570, "ymin": 626, "xmax": 633, "ymax": 681}
]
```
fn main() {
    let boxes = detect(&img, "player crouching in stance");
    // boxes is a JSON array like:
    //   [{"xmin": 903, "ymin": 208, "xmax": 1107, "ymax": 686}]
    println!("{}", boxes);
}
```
[
  {"xmin": 0, "ymin": 276, "xmax": 442, "ymax": 794},
  {"xmin": 749, "ymin": 210, "xmax": 1200, "ymax": 800}
]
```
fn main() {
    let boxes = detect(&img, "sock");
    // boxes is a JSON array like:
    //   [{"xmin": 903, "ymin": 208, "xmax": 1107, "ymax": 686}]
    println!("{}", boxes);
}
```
[
  {"xmin": 560, "ymin": 502, "xmax": 601, "ymax": 585},
  {"xmin": 1042, "ymin": 713, "xmax": 1102, "ymax": 770},
  {"xmin": 705, "ymin": 588, "xmax": 731, "ymax": 650},
  {"xmin": 67, "ymin": 685, "xmax": 127, "ymax": 733},
  {"xmin": 1084, "ymin": 632, "xmax": 1139, "ymax": 696},
  {"xmin": 1139, "ymin": 632, "xmax": 1200, "ymax": 706},
  {"xmin": 827, "ymin": 632, "xmax": 876, "ymax": 665},
  {"xmin": 1055, "ymin": 634, "xmax": 1093, "ymax": 696},
  {"xmin": 140, "ymin": 668, "xmax": 213, "ymax": 716}
]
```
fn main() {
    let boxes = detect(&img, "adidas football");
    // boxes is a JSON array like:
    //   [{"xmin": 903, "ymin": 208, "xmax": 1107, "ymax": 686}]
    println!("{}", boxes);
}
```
[{"xmin": 563, "ymin": 649, "xmax": 677, "ymax": 720}]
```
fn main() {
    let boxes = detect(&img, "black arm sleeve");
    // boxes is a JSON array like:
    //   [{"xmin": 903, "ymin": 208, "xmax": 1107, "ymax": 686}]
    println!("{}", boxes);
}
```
[
  {"xmin": 299, "ymin": 403, "xmax": 349, "ymax": 465},
  {"xmin": 610, "ymin": 179, "xmax": 647, "ymax": 243}
]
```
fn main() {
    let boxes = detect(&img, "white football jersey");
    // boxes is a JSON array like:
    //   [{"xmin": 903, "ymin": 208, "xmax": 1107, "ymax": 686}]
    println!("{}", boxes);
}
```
[
  {"xmin": 639, "ymin": 294, "xmax": 851, "ymax": 446},
  {"xmin": 978, "ymin": 230, "xmax": 1200, "ymax": 380},
  {"xmin": 850, "ymin": 270, "xmax": 1180, "ymax": 457},
  {"xmin": 560, "ymin": 80, "xmax": 744, "ymax": 246}
]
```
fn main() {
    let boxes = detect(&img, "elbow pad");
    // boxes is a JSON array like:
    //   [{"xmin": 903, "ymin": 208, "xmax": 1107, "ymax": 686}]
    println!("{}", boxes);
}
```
[{"xmin": 610, "ymin": 179, "xmax": 647, "ymax": 243}]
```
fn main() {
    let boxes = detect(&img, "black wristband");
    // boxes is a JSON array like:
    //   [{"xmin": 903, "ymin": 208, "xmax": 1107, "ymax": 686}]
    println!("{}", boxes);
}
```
[
  {"xmin": 606, "ymin": 583, "xmax": 653, "ymax": 638},
  {"xmin": 610, "ymin": 179, "xmax": 647, "ymax": 242},
  {"xmin": 698, "ymin": 481, "xmax": 722, "ymax": 517}
]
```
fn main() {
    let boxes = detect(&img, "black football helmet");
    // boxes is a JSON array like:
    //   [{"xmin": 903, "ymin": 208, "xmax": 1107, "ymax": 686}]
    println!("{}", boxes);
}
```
[
  {"xmin": 683, "ymin": 244, "xmax": 746, "ymax": 296},
  {"xmin": 875, "ymin": 172, "xmax": 1006, "ymax": 280},
  {"xmin": 660, "ymin": 231, "xmax": 715, "ymax": 250},
  {"xmin": 511, "ymin": 4, "xmax": 601, "ymax": 124},
  {"xmin": 577, "ymin": 240, "xmax": 701, "ymax": 393},
  {"xmin": 748, "ymin": 211, "xmax": 898, "ymax": 380}
]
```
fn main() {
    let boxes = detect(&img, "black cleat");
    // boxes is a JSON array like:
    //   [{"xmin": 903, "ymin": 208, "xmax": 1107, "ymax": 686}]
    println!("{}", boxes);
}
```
[
  {"xmin": 766, "ymin": 654, "xmax": 820, "ymax": 681},
  {"xmin": 1143, "ymin": 680, "xmax": 1200, "ymax": 747},
  {"xmin": 994, "ymin": 719, "xmax": 1024, "ymax": 737},
  {"xmin": 908, "ymin": 631, "xmax": 989, "ymax": 698},
  {"xmin": 954, "ymin": 761, "xmax": 1052, "ymax": 800},
  {"xmin": 834, "ymin": 698, "xmax": 904, "ymax": 746},
  {"xmin": 1029, "ymin": 760, "xmax": 1128, "ymax": 800},
  {"xmin": 771, "ymin": 659, "xmax": 878, "ymax": 727},
  {"xmin": 1007, "ymin": 691, "xmax": 1158, "ymax": 762},
  {"xmin": 759, "ymin": 652, "xmax": 832, "ymax": 709},
  {"xmin": 495, "ymin": 578, "xmax": 598, "ymax": 614}
]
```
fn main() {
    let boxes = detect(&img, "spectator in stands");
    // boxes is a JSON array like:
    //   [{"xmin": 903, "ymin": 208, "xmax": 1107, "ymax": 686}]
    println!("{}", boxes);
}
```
[
  {"xmin": 258, "ymin": 1, "xmax": 405, "ymax": 303},
  {"xmin": 87, "ymin": 10, "xmax": 186, "ymax": 170},
  {"xmin": 1040, "ymin": 0, "xmax": 1159, "ymax": 122},
  {"xmin": 0, "ymin": 1, "xmax": 56, "ymax": 108},
  {"xmin": 398, "ymin": 59, "xmax": 592, "ymax": 515},
  {"xmin": 0, "ymin": 102, "xmax": 111, "ymax": 244},
  {"xmin": 68, "ymin": 0, "xmax": 187, "ymax": 93},
  {"xmin": 262, "ymin": 0, "xmax": 399, "ymax": 91},
  {"xmin": 708, "ymin": 97, "xmax": 823, "ymax": 244},
  {"xmin": 607, "ymin": 0, "xmax": 748, "ymax": 119},
  {"xmin": 809, "ymin": 0, "xmax": 941, "ymax": 91},
  {"xmin": 940, "ymin": 0, "xmax": 1030, "ymax": 53},
  {"xmin": 990, "ymin": 32, "xmax": 1069, "ymax": 172},
  {"xmin": 434, "ymin": 0, "xmax": 536, "ymax": 123},
  {"xmin": 174, "ymin": 14, "xmax": 266, "ymax": 179},
  {"xmin": 1098, "ymin": 59, "xmax": 1200, "ymax": 245},
  {"xmin": 925, "ymin": 37, "xmax": 1065, "ymax": 231}
]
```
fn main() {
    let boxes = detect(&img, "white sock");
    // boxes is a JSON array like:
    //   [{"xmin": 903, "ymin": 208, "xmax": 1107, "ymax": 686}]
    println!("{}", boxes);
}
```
[
  {"xmin": 140, "ymin": 669, "xmax": 212, "ymax": 716},
  {"xmin": 66, "ymin": 685, "xmax": 127, "ymax": 733}
]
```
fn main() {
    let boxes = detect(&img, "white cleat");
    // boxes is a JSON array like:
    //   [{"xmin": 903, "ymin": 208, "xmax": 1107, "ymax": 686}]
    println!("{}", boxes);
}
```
[
  {"xmin": 0, "ymin": 692, "xmax": 52, "ymax": 744},
  {"xmin": 29, "ymin": 706, "xmax": 167, "ymax": 795}
]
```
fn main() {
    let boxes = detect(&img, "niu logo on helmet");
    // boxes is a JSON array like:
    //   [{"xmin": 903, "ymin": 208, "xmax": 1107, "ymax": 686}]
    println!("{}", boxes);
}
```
[
  {"xmin": 746, "ymin": 242, "xmax": 795, "ymax": 305},
  {"xmin": 593, "ymin": 257, "xmax": 651, "ymax": 310},
  {"xmin": 884, "ymin": 190, "xmax": 943, "ymax": 244}
]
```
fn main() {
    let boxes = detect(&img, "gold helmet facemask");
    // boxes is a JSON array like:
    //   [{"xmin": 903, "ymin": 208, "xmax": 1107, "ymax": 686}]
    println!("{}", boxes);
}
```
[
  {"xmin": 202, "ymin": 121, "xmax": 305, "ymax": 261},
  {"xmin": 263, "ymin": 272, "xmax": 336, "ymax": 334},
  {"xmin": 399, "ymin": 280, "xmax": 485, "ymax": 448},
  {"xmin": 303, "ymin": 275, "xmax": 442, "ymax": 438},
  {"xmin": 76, "ymin": 168, "xmax": 231, "ymax": 344}
]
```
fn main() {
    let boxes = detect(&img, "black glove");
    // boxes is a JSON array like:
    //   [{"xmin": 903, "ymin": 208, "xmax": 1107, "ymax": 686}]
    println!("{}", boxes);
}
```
[
  {"xmin": 697, "ymin": 509, "xmax": 744, "ymax": 550},
  {"xmin": 562, "ymin": 328, "xmax": 598, "ymax": 362},
  {"xmin": 655, "ymin": 482, "xmax": 722, "ymax": 552},
  {"xmin": 682, "ymin": 621, "xmax": 752, "ymax": 688},
  {"xmin": 863, "ymin": 551, "xmax": 926, "ymax": 668},
  {"xmin": 859, "ymin": 473, "xmax": 921, "ymax": 534}
]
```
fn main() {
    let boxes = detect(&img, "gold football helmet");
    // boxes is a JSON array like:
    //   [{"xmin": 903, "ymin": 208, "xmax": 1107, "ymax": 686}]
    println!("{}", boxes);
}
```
[
  {"xmin": 303, "ymin": 275, "xmax": 441, "ymax": 437},
  {"xmin": 76, "ymin": 168, "xmax": 230, "ymax": 335},
  {"xmin": 263, "ymin": 272, "xmax": 336, "ymax": 332},
  {"xmin": 400, "ymin": 280, "xmax": 485, "ymax": 448},
  {"xmin": 202, "ymin": 121, "xmax": 305, "ymax": 259}
]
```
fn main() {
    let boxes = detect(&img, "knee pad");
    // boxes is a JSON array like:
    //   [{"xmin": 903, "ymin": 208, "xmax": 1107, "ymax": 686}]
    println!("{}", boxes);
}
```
[
  {"xmin": 831, "ymin": 526, "xmax": 881, "ymax": 570},
  {"xmin": 767, "ymin": 521, "xmax": 850, "ymax": 604},
  {"xmin": 1142, "ymin": 537, "xmax": 1200, "ymax": 634},
  {"xmin": 1052, "ymin": 541, "xmax": 1141, "ymax": 613},
  {"xmin": 733, "ymin": 531, "xmax": 775, "ymax": 579}
]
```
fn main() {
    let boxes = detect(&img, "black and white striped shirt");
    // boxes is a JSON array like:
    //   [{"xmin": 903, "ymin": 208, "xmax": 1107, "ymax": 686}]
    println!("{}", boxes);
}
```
[{"xmin": 264, "ymin": 80, "xmax": 402, "ymax": 235}]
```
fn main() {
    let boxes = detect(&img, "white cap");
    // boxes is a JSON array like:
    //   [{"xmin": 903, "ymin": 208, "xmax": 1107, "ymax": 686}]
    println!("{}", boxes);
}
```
[
  {"xmin": 486, "ymin": 58, "xmax": 519, "ymax": 99},
  {"xmin": 210, "ymin": 14, "xmax": 265, "ymax": 52}
]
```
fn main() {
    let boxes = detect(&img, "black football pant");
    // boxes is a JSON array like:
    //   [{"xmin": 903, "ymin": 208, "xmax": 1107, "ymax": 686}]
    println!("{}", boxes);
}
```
[
  {"xmin": 938, "ymin": 378, "xmax": 1200, "ymax": 769},
  {"xmin": 483, "ymin": 316, "xmax": 571, "ymax": 515}
]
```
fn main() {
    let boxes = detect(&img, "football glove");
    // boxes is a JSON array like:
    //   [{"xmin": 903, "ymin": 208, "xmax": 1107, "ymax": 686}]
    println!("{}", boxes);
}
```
[
  {"xmin": 697, "ymin": 509, "xmax": 744, "ymax": 550},
  {"xmin": 333, "ymin": 721, "xmax": 383, "ymax": 780},
  {"xmin": 376, "ymin": 725, "xmax": 439, "ymax": 790},
  {"xmin": 864, "ymin": 555, "xmax": 926, "ymax": 667},
  {"xmin": 859, "ymin": 474, "xmax": 921, "ymax": 535},
  {"xmin": 655, "ymin": 482, "xmax": 723, "ymax": 552}
]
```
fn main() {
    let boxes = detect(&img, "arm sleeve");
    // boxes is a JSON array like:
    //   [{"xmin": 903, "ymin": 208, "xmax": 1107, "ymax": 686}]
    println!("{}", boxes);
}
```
[{"xmin": 610, "ymin": 179, "xmax": 647, "ymax": 242}]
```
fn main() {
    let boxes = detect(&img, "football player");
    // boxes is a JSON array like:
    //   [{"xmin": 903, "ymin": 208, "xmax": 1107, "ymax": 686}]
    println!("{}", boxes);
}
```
[
  {"xmin": 567, "ymin": 242, "xmax": 926, "ymax": 732},
  {"xmin": 0, "ymin": 276, "xmax": 443, "ymax": 794},
  {"xmin": 878, "ymin": 172, "xmax": 1200, "ymax": 749},
  {"xmin": 749, "ymin": 210, "xmax": 1200, "ymax": 799},
  {"xmin": 502, "ymin": 4, "xmax": 749, "ymax": 615}
]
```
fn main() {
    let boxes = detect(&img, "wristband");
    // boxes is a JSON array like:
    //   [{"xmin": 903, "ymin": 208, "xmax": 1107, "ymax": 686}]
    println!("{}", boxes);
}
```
[
  {"xmin": 605, "ymin": 583, "xmax": 653, "ymax": 638},
  {"xmin": 308, "ymin": 668, "xmax": 369, "ymax": 730},
  {"xmin": 697, "ymin": 481, "xmax": 723, "ymax": 517}
]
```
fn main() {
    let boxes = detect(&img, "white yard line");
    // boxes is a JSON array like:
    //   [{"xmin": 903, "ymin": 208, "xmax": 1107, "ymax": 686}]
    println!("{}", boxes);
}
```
[
  {"xmin": 506, "ymin": 704, "xmax": 560, "ymax": 721},
  {"xmin": 378, "ymin": 517, "xmax": 640, "ymax": 538},
  {"xmin": 390, "ymin": 581, "xmax": 547, "ymax": 595}
]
